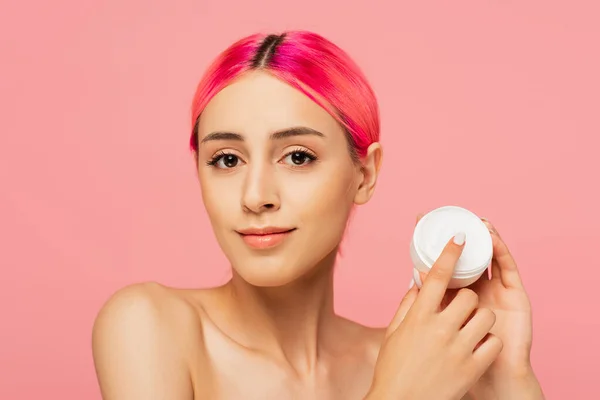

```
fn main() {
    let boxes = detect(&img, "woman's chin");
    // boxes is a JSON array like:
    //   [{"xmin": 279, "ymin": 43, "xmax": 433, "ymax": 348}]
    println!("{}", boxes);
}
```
[
  {"xmin": 236, "ymin": 270, "xmax": 305, "ymax": 288},
  {"xmin": 231, "ymin": 260, "xmax": 314, "ymax": 288},
  {"xmin": 225, "ymin": 243, "xmax": 338, "ymax": 288}
]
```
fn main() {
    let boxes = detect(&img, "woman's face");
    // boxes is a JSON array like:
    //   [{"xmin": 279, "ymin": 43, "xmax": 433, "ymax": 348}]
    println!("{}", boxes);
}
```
[{"xmin": 196, "ymin": 71, "xmax": 380, "ymax": 287}]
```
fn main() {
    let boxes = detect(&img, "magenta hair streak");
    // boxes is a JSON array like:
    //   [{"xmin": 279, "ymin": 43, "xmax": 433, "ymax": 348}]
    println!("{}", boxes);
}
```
[{"xmin": 189, "ymin": 31, "xmax": 380, "ymax": 159}]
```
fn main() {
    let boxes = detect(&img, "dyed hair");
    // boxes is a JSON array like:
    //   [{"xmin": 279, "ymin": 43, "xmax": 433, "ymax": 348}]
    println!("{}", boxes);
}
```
[{"xmin": 189, "ymin": 30, "xmax": 380, "ymax": 160}]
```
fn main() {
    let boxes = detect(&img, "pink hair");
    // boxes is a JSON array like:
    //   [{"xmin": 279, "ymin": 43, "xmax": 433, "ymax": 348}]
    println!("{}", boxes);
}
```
[{"xmin": 189, "ymin": 31, "xmax": 380, "ymax": 158}]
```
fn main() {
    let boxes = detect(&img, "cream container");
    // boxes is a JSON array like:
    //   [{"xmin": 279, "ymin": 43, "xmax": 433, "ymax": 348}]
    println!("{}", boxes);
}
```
[{"xmin": 410, "ymin": 205, "xmax": 493, "ymax": 289}]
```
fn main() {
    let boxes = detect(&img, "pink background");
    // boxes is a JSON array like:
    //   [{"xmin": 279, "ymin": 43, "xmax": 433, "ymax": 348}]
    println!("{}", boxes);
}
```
[{"xmin": 1, "ymin": 0, "xmax": 598, "ymax": 398}]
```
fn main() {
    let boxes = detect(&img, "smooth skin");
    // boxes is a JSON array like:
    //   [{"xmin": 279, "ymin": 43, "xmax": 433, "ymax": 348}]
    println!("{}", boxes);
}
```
[{"xmin": 92, "ymin": 71, "xmax": 543, "ymax": 399}]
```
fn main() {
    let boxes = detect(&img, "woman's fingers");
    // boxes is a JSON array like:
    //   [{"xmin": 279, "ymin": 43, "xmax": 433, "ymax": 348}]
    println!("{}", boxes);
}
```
[
  {"xmin": 387, "ymin": 284, "xmax": 419, "ymax": 338},
  {"xmin": 442, "ymin": 288, "xmax": 479, "ymax": 328},
  {"xmin": 415, "ymin": 234, "xmax": 466, "ymax": 312},
  {"xmin": 481, "ymin": 219, "xmax": 524, "ymax": 289},
  {"xmin": 471, "ymin": 332, "xmax": 503, "ymax": 367},
  {"xmin": 416, "ymin": 212, "xmax": 425, "ymax": 225},
  {"xmin": 459, "ymin": 308, "xmax": 497, "ymax": 349}
]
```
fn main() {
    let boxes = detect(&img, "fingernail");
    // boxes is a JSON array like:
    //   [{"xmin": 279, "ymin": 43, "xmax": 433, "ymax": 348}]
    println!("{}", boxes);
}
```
[
  {"xmin": 481, "ymin": 217, "xmax": 493, "ymax": 226},
  {"xmin": 409, "ymin": 278, "xmax": 415, "ymax": 288},
  {"xmin": 453, "ymin": 232, "xmax": 466, "ymax": 245}
]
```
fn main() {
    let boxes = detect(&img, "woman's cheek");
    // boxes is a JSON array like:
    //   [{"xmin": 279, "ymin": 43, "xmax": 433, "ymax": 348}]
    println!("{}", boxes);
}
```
[{"xmin": 201, "ymin": 178, "xmax": 238, "ymax": 216}]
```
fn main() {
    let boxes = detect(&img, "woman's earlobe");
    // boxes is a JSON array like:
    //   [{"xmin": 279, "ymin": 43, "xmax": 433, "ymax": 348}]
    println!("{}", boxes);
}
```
[{"xmin": 353, "ymin": 142, "xmax": 383, "ymax": 205}]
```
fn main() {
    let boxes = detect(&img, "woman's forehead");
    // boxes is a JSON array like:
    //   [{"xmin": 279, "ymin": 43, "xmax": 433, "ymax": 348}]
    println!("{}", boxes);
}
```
[{"xmin": 198, "ymin": 72, "xmax": 343, "ymax": 139}]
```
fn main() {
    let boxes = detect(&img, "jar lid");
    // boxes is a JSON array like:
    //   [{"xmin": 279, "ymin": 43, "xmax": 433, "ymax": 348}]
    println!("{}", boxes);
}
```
[{"xmin": 413, "ymin": 206, "xmax": 493, "ymax": 277}]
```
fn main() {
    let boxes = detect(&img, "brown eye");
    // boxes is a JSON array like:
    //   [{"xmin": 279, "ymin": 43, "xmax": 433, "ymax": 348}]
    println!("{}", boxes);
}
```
[
  {"xmin": 282, "ymin": 150, "xmax": 317, "ymax": 167},
  {"xmin": 207, "ymin": 153, "xmax": 243, "ymax": 169},
  {"xmin": 291, "ymin": 152, "xmax": 308, "ymax": 165},
  {"xmin": 221, "ymin": 154, "xmax": 238, "ymax": 168}
]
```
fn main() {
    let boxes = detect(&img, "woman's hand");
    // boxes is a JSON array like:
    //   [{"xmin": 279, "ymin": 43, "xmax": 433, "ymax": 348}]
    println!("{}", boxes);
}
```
[
  {"xmin": 366, "ymin": 234, "xmax": 503, "ymax": 400},
  {"xmin": 465, "ymin": 219, "xmax": 544, "ymax": 399},
  {"xmin": 413, "ymin": 216, "xmax": 544, "ymax": 400}
]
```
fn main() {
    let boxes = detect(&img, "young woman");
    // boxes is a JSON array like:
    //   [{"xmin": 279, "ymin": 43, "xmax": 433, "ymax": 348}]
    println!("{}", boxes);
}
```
[{"xmin": 92, "ymin": 30, "xmax": 544, "ymax": 399}]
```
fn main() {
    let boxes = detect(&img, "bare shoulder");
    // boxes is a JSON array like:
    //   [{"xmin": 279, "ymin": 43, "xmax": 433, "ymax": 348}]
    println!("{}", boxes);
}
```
[
  {"xmin": 92, "ymin": 282, "xmax": 205, "ymax": 399},
  {"xmin": 96, "ymin": 280, "xmax": 191, "ymax": 309},
  {"xmin": 93, "ymin": 282, "xmax": 202, "ymax": 341}
]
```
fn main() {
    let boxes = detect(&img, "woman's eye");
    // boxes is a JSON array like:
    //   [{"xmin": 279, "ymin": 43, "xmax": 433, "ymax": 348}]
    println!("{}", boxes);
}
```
[
  {"xmin": 211, "ymin": 154, "xmax": 240, "ymax": 169},
  {"xmin": 283, "ymin": 151, "xmax": 313, "ymax": 166}
]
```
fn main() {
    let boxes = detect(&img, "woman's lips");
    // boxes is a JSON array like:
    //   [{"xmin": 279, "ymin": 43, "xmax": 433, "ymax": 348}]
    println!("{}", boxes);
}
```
[{"xmin": 237, "ymin": 228, "xmax": 296, "ymax": 249}]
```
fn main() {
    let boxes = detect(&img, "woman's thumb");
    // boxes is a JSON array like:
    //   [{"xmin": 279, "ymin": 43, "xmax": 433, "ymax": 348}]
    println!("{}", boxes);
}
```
[{"xmin": 386, "ymin": 283, "xmax": 419, "ymax": 338}]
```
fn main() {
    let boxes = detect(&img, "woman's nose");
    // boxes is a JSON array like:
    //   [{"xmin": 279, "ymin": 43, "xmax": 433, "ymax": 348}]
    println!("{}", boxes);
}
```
[{"xmin": 241, "ymin": 163, "xmax": 280, "ymax": 214}]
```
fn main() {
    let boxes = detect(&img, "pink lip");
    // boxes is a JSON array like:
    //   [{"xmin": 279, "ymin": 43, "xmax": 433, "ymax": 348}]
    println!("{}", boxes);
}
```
[{"xmin": 237, "ymin": 227, "xmax": 296, "ymax": 249}]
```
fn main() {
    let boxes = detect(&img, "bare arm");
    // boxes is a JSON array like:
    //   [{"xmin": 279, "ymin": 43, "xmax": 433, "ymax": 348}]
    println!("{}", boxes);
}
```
[{"xmin": 92, "ymin": 284, "xmax": 194, "ymax": 400}]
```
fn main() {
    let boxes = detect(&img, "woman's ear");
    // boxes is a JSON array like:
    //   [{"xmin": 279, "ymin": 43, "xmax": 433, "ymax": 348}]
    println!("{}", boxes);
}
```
[{"xmin": 354, "ymin": 142, "xmax": 383, "ymax": 205}]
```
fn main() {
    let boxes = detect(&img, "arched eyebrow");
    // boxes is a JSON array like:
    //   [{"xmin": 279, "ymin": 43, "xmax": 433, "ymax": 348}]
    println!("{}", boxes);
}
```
[
  {"xmin": 200, "ymin": 132, "xmax": 243, "ymax": 143},
  {"xmin": 200, "ymin": 126, "xmax": 325, "ymax": 144},
  {"xmin": 270, "ymin": 127, "xmax": 325, "ymax": 140}
]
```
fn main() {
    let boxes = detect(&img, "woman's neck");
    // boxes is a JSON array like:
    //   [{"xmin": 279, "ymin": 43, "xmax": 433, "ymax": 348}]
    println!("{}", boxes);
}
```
[{"xmin": 222, "ymin": 249, "xmax": 339, "ymax": 377}]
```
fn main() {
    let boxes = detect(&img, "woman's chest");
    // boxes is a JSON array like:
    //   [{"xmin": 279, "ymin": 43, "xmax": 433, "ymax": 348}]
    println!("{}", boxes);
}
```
[{"xmin": 191, "ymin": 342, "xmax": 375, "ymax": 399}]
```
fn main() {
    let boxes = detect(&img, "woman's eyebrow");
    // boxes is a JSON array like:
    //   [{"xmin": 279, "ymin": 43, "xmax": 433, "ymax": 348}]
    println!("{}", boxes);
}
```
[
  {"xmin": 200, "ymin": 132, "xmax": 243, "ymax": 144},
  {"xmin": 269, "ymin": 127, "xmax": 325, "ymax": 140},
  {"xmin": 200, "ymin": 126, "xmax": 325, "ymax": 145}
]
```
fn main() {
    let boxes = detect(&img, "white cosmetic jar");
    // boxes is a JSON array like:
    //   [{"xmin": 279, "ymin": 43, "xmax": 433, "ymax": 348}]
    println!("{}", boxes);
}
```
[{"xmin": 410, "ymin": 206, "xmax": 493, "ymax": 289}]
